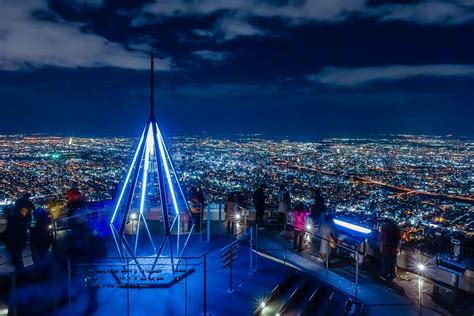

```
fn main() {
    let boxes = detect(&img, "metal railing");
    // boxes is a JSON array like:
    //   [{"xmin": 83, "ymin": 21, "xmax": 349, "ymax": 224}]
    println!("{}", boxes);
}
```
[{"xmin": 254, "ymin": 222, "xmax": 363, "ymax": 301}]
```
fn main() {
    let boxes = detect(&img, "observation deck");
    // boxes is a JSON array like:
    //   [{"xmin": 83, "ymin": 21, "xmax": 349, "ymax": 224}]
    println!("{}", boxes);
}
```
[{"xmin": 1, "ymin": 202, "xmax": 473, "ymax": 315}]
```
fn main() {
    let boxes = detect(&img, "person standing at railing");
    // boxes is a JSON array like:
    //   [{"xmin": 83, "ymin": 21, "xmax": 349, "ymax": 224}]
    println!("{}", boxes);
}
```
[
  {"xmin": 5, "ymin": 202, "xmax": 30, "ymax": 270},
  {"xmin": 224, "ymin": 193, "xmax": 236, "ymax": 235},
  {"xmin": 14, "ymin": 193, "xmax": 36, "ymax": 220},
  {"xmin": 30, "ymin": 208, "xmax": 53, "ymax": 265},
  {"xmin": 379, "ymin": 218, "xmax": 401, "ymax": 280},
  {"xmin": 277, "ymin": 185, "xmax": 291, "ymax": 224},
  {"xmin": 292, "ymin": 202, "xmax": 310, "ymax": 252},
  {"xmin": 253, "ymin": 185, "xmax": 266, "ymax": 224},
  {"xmin": 188, "ymin": 187, "xmax": 203, "ymax": 233},
  {"xmin": 309, "ymin": 188, "xmax": 326, "ymax": 234},
  {"xmin": 319, "ymin": 213, "xmax": 338, "ymax": 262}
]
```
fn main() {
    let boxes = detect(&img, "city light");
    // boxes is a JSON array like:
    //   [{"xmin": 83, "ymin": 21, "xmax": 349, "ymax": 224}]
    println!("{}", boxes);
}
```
[{"xmin": 333, "ymin": 219, "xmax": 372, "ymax": 234}]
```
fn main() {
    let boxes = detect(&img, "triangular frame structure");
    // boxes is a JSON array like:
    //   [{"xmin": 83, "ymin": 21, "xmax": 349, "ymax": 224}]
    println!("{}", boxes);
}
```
[{"xmin": 109, "ymin": 47, "xmax": 194, "ymax": 278}]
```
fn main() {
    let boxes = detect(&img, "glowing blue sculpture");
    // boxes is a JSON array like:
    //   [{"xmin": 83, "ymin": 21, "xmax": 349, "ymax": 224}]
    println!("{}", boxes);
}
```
[{"xmin": 110, "ymin": 47, "xmax": 194, "ymax": 278}]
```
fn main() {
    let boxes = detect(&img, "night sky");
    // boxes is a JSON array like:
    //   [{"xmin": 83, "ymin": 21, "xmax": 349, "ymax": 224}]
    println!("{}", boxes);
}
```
[{"xmin": 1, "ymin": 0, "xmax": 473, "ymax": 138}]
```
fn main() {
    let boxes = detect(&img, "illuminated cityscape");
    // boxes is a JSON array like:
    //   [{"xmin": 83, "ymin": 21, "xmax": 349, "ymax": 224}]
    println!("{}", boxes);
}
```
[{"xmin": 1, "ymin": 133, "xmax": 472, "ymax": 242}]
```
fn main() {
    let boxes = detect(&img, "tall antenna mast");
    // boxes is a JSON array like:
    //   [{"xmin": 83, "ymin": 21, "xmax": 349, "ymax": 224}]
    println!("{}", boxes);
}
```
[{"xmin": 150, "ymin": 46, "xmax": 154, "ymax": 119}]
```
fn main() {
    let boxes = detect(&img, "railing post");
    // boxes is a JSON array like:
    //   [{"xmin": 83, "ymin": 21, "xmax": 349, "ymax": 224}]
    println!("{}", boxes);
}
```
[
  {"xmin": 355, "ymin": 252, "xmax": 359, "ymax": 301},
  {"xmin": 185, "ymin": 259, "xmax": 188, "ymax": 316},
  {"xmin": 68, "ymin": 258, "xmax": 71, "ymax": 307},
  {"xmin": 11, "ymin": 272, "xmax": 17, "ymax": 316},
  {"xmin": 228, "ymin": 258, "xmax": 235, "ymax": 294},
  {"xmin": 218, "ymin": 203, "xmax": 222, "ymax": 234},
  {"xmin": 52, "ymin": 254, "xmax": 58, "ymax": 312},
  {"xmin": 326, "ymin": 240, "xmax": 330, "ymax": 282},
  {"xmin": 127, "ymin": 259, "xmax": 130, "ymax": 316},
  {"xmin": 207, "ymin": 204, "xmax": 211, "ymax": 243},
  {"xmin": 249, "ymin": 227, "xmax": 254, "ymax": 275},
  {"xmin": 200, "ymin": 204, "xmax": 203, "ymax": 243},
  {"xmin": 255, "ymin": 224, "xmax": 258, "ymax": 272}
]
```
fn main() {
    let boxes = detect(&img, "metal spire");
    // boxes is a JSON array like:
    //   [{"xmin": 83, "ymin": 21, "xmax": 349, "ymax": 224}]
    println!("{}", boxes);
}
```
[{"xmin": 150, "ymin": 46, "xmax": 155, "ymax": 119}]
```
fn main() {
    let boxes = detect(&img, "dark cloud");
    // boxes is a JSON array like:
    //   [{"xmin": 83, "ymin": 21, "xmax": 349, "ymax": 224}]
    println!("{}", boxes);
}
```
[{"xmin": 1, "ymin": 0, "xmax": 473, "ymax": 137}]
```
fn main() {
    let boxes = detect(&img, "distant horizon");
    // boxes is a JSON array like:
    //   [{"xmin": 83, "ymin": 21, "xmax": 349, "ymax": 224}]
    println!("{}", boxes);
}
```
[{"xmin": 1, "ymin": 131, "xmax": 472, "ymax": 141}]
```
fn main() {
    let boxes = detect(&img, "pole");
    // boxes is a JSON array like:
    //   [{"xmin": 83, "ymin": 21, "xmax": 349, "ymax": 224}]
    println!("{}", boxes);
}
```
[
  {"xmin": 203, "ymin": 254, "xmax": 207, "ymax": 315},
  {"xmin": 207, "ymin": 204, "xmax": 211, "ymax": 243},
  {"xmin": 68, "ymin": 258, "xmax": 71, "ymax": 307},
  {"xmin": 127, "ymin": 260, "xmax": 130, "ymax": 316},
  {"xmin": 418, "ymin": 274, "xmax": 423, "ymax": 314},
  {"xmin": 185, "ymin": 259, "xmax": 188, "ymax": 316},
  {"xmin": 150, "ymin": 46, "xmax": 154, "ymax": 118},
  {"xmin": 200, "ymin": 204, "xmax": 203, "ymax": 243},
  {"xmin": 218, "ymin": 203, "xmax": 222, "ymax": 233},
  {"xmin": 326, "ymin": 240, "xmax": 330, "ymax": 282},
  {"xmin": 255, "ymin": 224, "xmax": 258, "ymax": 272},
  {"xmin": 11, "ymin": 271, "xmax": 16, "ymax": 316},
  {"xmin": 249, "ymin": 227, "xmax": 254, "ymax": 275}
]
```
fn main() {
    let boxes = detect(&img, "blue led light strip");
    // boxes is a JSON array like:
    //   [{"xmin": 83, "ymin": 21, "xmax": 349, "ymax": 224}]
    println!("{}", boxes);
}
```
[
  {"xmin": 157, "ymin": 123, "xmax": 191, "ymax": 215},
  {"xmin": 110, "ymin": 127, "xmax": 146, "ymax": 224},
  {"xmin": 333, "ymin": 219, "xmax": 372, "ymax": 234},
  {"xmin": 139, "ymin": 125, "xmax": 153, "ymax": 214},
  {"xmin": 155, "ymin": 123, "xmax": 179, "ymax": 215}
]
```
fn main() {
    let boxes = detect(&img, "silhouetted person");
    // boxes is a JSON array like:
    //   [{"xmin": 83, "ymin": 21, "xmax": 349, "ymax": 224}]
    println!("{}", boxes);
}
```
[
  {"xmin": 277, "ymin": 185, "xmax": 291, "ymax": 224},
  {"xmin": 5, "ymin": 205, "xmax": 29, "ymax": 270},
  {"xmin": 14, "ymin": 193, "xmax": 35, "ymax": 219},
  {"xmin": 253, "ymin": 185, "xmax": 266, "ymax": 224},
  {"xmin": 319, "ymin": 213, "xmax": 338, "ymax": 262},
  {"xmin": 30, "ymin": 208, "xmax": 52, "ymax": 265},
  {"xmin": 196, "ymin": 186, "xmax": 205, "ymax": 210},
  {"xmin": 379, "ymin": 219, "xmax": 401, "ymax": 280},
  {"xmin": 68, "ymin": 215, "xmax": 106, "ymax": 315},
  {"xmin": 310, "ymin": 188, "xmax": 326, "ymax": 233},
  {"xmin": 224, "ymin": 193, "xmax": 236, "ymax": 235},
  {"xmin": 292, "ymin": 203, "xmax": 310, "ymax": 252},
  {"xmin": 188, "ymin": 187, "xmax": 203, "ymax": 232}
]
